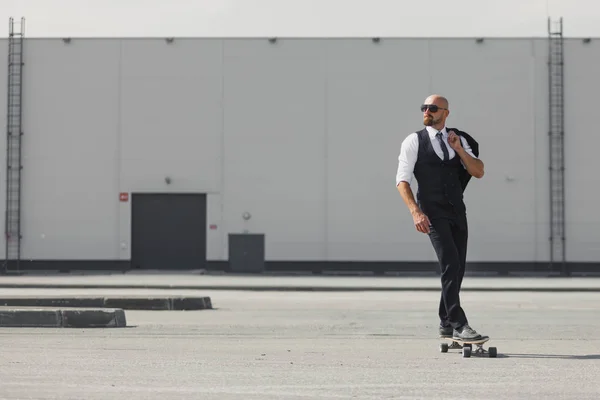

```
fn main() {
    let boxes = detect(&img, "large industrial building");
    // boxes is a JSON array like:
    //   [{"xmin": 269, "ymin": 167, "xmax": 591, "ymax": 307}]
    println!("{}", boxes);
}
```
[{"xmin": 1, "ymin": 18, "xmax": 597, "ymax": 275}]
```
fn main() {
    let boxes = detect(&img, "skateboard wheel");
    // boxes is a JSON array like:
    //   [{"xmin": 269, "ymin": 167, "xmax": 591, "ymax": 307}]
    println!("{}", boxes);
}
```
[
  {"xmin": 489, "ymin": 347, "xmax": 497, "ymax": 358},
  {"xmin": 440, "ymin": 343, "xmax": 448, "ymax": 353},
  {"xmin": 462, "ymin": 347, "xmax": 471, "ymax": 358}
]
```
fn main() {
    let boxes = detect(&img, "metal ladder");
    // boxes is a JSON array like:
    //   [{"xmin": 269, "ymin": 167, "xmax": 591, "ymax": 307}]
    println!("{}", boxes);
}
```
[
  {"xmin": 3, "ymin": 17, "xmax": 25, "ymax": 274},
  {"xmin": 547, "ymin": 17, "xmax": 567, "ymax": 276}
]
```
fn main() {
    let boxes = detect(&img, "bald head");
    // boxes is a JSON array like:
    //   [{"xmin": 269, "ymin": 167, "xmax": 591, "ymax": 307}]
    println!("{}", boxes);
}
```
[
  {"xmin": 424, "ymin": 94, "xmax": 449, "ymax": 110},
  {"xmin": 422, "ymin": 94, "xmax": 450, "ymax": 129}
]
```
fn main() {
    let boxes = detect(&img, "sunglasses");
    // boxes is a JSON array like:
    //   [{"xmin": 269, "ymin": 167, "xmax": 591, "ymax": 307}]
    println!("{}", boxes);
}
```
[{"xmin": 421, "ymin": 104, "xmax": 447, "ymax": 113}]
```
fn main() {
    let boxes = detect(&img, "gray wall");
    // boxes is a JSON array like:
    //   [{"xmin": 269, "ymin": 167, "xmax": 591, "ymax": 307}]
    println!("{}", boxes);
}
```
[{"xmin": 0, "ymin": 37, "xmax": 598, "ymax": 264}]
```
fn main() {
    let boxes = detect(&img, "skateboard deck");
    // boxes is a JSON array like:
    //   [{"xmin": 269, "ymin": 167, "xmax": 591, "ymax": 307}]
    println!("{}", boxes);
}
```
[{"xmin": 439, "ymin": 335, "xmax": 497, "ymax": 358}]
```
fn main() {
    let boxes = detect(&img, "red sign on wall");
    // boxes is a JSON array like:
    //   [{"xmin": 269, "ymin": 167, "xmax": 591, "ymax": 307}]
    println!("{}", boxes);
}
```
[{"xmin": 119, "ymin": 192, "xmax": 129, "ymax": 202}]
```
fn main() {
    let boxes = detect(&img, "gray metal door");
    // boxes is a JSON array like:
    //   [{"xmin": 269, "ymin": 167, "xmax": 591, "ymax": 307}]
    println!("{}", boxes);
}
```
[
  {"xmin": 131, "ymin": 193, "xmax": 206, "ymax": 270},
  {"xmin": 228, "ymin": 233, "xmax": 265, "ymax": 273}
]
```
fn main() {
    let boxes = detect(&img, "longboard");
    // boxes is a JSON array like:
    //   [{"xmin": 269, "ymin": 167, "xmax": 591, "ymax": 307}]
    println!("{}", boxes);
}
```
[{"xmin": 439, "ymin": 335, "xmax": 497, "ymax": 358}]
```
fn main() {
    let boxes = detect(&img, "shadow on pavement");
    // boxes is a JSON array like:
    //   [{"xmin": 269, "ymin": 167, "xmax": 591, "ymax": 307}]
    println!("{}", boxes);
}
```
[{"xmin": 500, "ymin": 353, "xmax": 600, "ymax": 360}]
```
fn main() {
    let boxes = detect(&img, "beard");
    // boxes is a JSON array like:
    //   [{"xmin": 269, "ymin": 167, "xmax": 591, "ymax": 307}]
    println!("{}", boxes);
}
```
[{"xmin": 423, "ymin": 116, "xmax": 438, "ymax": 126}]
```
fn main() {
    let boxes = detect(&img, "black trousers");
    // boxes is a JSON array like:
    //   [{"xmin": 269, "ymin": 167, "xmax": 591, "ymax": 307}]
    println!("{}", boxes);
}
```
[{"xmin": 427, "ymin": 212, "xmax": 469, "ymax": 330}]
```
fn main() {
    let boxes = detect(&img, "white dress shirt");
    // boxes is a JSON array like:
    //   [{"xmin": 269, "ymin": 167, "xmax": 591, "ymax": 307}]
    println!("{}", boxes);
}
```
[{"xmin": 396, "ymin": 126, "xmax": 478, "ymax": 186}]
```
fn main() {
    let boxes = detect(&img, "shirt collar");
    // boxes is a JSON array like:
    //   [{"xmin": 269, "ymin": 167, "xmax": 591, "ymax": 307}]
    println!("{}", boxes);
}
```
[{"xmin": 426, "ymin": 126, "xmax": 447, "ymax": 139}]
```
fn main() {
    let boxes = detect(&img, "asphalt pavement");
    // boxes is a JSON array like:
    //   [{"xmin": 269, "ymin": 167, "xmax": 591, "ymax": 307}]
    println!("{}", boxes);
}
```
[{"xmin": 1, "ymin": 289, "xmax": 599, "ymax": 399}]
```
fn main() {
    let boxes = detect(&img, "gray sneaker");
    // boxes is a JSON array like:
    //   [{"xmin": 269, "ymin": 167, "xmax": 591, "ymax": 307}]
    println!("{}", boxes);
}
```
[
  {"xmin": 439, "ymin": 326, "xmax": 453, "ymax": 338},
  {"xmin": 453, "ymin": 324, "xmax": 483, "ymax": 340}
]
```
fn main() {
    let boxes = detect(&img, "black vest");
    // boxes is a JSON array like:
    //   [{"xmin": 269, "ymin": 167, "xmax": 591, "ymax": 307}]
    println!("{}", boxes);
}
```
[{"xmin": 413, "ymin": 128, "xmax": 466, "ymax": 219}]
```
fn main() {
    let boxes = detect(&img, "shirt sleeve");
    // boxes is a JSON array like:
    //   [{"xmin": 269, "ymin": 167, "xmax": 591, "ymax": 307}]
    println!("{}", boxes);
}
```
[
  {"xmin": 396, "ymin": 133, "xmax": 418, "ymax": 186},
  {"xmin": 460, "ymin": 136, "xmax": 477, "ymax": 159}
]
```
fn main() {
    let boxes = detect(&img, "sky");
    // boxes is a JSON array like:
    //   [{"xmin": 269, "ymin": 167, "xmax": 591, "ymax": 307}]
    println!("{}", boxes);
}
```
[{"xmin": 0, "ymin": 0, "xmax": 598, "ymax": 38}]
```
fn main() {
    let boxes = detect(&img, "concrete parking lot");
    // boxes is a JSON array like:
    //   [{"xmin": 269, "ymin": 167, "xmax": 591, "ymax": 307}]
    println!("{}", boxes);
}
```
[{"xmin": 0, "ymin": 288, "xmax": 599, "ymax": 399}]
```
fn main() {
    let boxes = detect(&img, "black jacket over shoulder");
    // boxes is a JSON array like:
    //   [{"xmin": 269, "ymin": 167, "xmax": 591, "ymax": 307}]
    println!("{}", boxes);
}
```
[
  {"xmin": 447, "ymin": 128, "xmax": 479, "ymax": 192},
  {"xmin": 413, "ymin": 128, "xmax": 479, "ymax": 220}
]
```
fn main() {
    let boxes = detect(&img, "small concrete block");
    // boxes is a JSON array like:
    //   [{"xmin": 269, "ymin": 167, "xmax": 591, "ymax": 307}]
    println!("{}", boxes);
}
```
[
  {"xmin": 0, "ymin": 297, "xmax": 103, "ymax": 308},
  {"xmin": 61, "ymin": 308, "xmax": 127, "ymax": 328},
  {"xmin": 0, "ymin": 307, "xmax": 127, "ymax": 328},
  {"xmin": 0, "ymin": 296, "xmax": 213, "ymax": 311},
  {"xmin": 170, "ymin": 296, "xmax": 213, "ymax": 310},
  {"xmin": 0, "ymin": 308, "xmax": 62, "ymax": 327}
]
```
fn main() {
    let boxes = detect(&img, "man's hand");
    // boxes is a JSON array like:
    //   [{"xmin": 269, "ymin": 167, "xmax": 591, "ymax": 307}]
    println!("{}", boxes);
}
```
[
  {"xmin": 397, "ymin": 182, "xmax": 431, "ymax": 234},
  {"xmin": 447, "ymin": 130, "xmax": 462, "ymax": 151},
  {"xmin": 412, "ymin": 209, "xmax": 431, "ymax": 234}
]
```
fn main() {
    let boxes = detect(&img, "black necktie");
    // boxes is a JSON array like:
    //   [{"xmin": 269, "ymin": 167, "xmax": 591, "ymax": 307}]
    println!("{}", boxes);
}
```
[{"xmin": 436, "ymin": 132, "xmax": 449, "ymax": 161}]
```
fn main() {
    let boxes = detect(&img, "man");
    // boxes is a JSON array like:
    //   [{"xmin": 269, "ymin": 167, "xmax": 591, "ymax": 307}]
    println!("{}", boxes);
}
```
[{"xmin": 395, "ymin": 94, "xmax": 485, "ymax": 341}]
